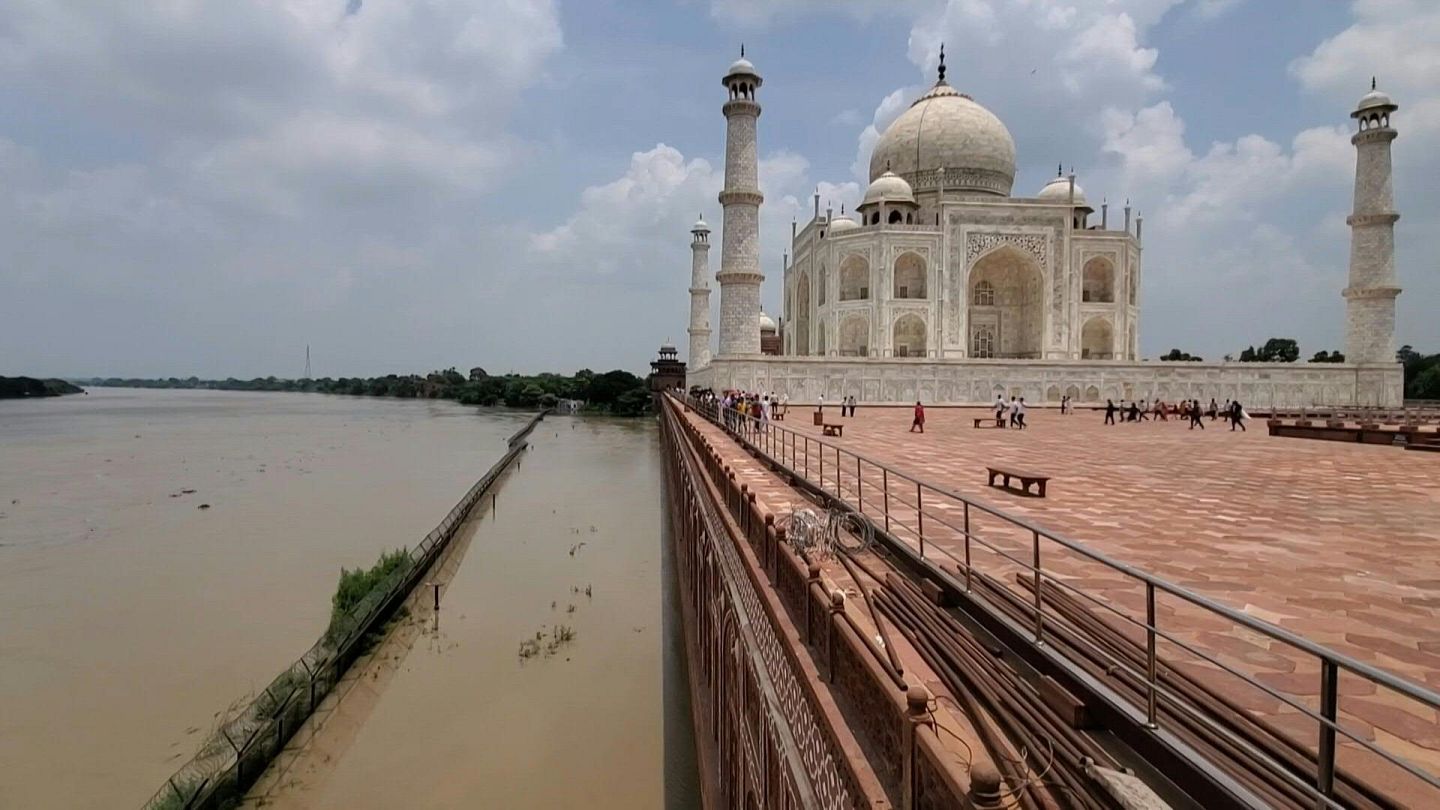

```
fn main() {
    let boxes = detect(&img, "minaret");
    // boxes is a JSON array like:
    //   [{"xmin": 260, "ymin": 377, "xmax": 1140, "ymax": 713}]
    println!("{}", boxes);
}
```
[
  {"xmin": 687, "ymin": 216, "xmax": 712, "ymax": 368},
  {"xmin": 716, "ymin": 48, "xmax": 765, "ymax": 357},
  {"xmin": 1344, "ymin": 79, "xmax": 1402, "ymax": 365}
]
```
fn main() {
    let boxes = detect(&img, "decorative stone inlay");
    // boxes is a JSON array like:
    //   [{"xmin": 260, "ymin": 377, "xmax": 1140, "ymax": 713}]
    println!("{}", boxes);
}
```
[{"xmin": 965, "ymin": 231, "xmax": 1049, "ymax": 267}]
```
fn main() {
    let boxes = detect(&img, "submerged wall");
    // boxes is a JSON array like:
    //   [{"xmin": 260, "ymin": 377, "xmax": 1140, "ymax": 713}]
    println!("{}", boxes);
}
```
[{"xmin": 689, "ymin": 356, "xmax": 1402, "ymax": 408}]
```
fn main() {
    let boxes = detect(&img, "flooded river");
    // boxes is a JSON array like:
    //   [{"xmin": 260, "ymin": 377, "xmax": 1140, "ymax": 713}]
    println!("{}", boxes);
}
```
[{"xmin": 0, "ymin": 388, "xmax": 695, "ymax": 808}]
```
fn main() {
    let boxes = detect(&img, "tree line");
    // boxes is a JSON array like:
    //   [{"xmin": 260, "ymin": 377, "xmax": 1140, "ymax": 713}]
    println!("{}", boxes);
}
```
[
  {"xmin": 79, "ymin": 368, "xmax": 654, "ymax": 415},
  {"xmin": 1159, "ymin": 338, "xmax": 1343, "ymax": 364}
]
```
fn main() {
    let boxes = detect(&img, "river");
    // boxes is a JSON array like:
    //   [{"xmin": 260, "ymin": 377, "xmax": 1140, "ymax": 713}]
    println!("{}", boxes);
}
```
[{"xmin": 0, "ymin": 388, "xmax": 696, "ymax": 808}]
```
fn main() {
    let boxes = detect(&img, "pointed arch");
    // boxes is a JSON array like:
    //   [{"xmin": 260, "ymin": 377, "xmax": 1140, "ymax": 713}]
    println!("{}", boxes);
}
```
[
  {"xmin": 892, "ymin": 314, "xmax": 927, "ymax": 357},
  {"xmin": 893, "ymin": 251, "xmax": 926, "ymax": 299},
  {"xmin": 1081, "ymin": 317, "xmax": 1113, "ymax": 359},
  {"xmin": 839, "ymin": 254, "xmax": 869, "ymax": 301},
  {"xmin": 839, "ymin": 314, "xmax": 869, "ymax": 357}
]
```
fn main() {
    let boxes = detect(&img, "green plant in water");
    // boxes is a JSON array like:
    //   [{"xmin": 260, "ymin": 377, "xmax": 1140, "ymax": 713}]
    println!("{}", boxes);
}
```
[{"xmin": 325, "ymin": 547, "xmax": 412, "ymax": 644}]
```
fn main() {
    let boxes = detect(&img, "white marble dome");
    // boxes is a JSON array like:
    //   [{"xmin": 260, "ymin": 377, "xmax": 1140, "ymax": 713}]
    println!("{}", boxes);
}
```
[
  {"xmin": 862, "ymin": 170, "xmax": 916, "ymax": 206},
  {"xmin": 758, "ymin": 311, "xmax": 777, "ymax": 333},
  {"xmin": 1356, "ymin": 87, "xmax": 1394, "ymax": 111},
  {"xmin": 727, "ymin": 57, "xmax": 759, "ymax": 79},
  {"xmin": 1037, "ymin": 174, "xmax": 1086, "ymax": 205},
  {"xmin": 828, "ymin": 213, "xmax": 859, "ymax": 232},
  {"xmin": 868, "ymin": 81, "xmax": 1016, "ymax": 196}
]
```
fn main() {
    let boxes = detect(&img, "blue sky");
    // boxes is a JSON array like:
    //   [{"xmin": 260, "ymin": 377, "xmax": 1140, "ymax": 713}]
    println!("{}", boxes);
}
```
[{"xmin": 0, "ymin": 0, "xmax": 1435, "ymax": 378}]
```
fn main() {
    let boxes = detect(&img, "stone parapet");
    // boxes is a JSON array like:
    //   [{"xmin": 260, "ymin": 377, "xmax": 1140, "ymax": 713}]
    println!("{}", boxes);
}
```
[{"xmin": 688, "ymin": 357, "xmax": 1403, "ymax": 408}]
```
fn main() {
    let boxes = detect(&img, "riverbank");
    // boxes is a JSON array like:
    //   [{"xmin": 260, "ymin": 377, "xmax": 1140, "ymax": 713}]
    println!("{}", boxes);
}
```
[
  {"xmin": 0, "ymin": 389, "xmax": 526, "ymax": 807},
  {"xmin": 0, "ymin": 376, "xmax": 84, "ymax": 398}
]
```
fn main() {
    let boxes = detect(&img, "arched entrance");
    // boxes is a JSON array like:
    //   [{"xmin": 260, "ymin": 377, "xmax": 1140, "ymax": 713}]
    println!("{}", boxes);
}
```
[
  {"xmin": 893, "ymin": 252, "xmax": 926, "ymax": 299},
  {"xmin": 1081, "ymin": 317, "xmax": 1113, "ymax": 360},
  {"xmin": 1082, "ymin": 257, "xmax": 1115, "ymax": 303},
  {"xmin": 839, "ymin": 254, "xmax": 869, "ymax": 301},
  {"xmin": 795, "ymin": 271, "xmax": 811, "ymax": 355},
  {"xmin": 839, "ymin": 314, "xmax": 869, "ymax": 357},
  {"xmin": 892, "ymin": 314, "xmax": 926, "ymax": 357},
  {"xmin": 968, "ymin": 246, "xmax": 1044, "ymax": 359}
]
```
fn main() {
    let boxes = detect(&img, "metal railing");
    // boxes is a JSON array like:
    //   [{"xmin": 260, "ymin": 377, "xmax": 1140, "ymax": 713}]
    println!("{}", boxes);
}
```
[
  {"xmin": 143, "ymin": 410, "xmax": 549, "ymax": 810},
  {"xmin": 679, "ymin": 392, "xmax": 1440, "ymax": 808}
]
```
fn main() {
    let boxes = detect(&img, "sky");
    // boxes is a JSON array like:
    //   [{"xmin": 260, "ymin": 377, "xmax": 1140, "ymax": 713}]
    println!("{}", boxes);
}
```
[{"xmin": 0, "ymin": 0, "xmax": 1435, "ymax": 379}]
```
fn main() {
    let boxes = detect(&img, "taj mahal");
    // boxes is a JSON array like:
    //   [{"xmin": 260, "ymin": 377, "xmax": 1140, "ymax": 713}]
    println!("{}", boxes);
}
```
[{"xmin": 684, "ymin": 48, "xmax": 1404, "ymax": 408}]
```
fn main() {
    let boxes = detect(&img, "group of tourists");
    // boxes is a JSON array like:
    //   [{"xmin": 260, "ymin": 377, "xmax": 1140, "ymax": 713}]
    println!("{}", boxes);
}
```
[
  {"xmin": 692, "ymin": 388, "xmax": 787, "ymax": 434},
  {"xmin": 1102, "ymin": 396, "xmax": 1250, "ymax": 431},
  {"xmin": 992, "ymin": 395, "xmax": 1030, "ymax": 429}
]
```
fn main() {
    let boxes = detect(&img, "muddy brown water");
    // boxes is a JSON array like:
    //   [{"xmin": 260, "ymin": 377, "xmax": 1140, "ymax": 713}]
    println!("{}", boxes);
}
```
[{"xmin": 0, "ymin": 388, "xmax": 697, "ymax": 808}]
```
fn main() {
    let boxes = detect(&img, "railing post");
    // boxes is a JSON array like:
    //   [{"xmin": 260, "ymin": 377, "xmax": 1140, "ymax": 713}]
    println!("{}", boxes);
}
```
[
  {"xmin": 806, "ymin": 563, "xmax": 821, "ymax": 644},
  {"xmin": 882, "ymin": 470, "xmax": 892, "ymax": 534},
  {"xmin": 963, "ymin": 502, "xmax": 972, "ymax": 593},
  {"xmin": 1032, "ymin": 530, "xmax": 1043, "ymax": 645},
  {"xmin": 819, "ymin": 439, "xmax": 824, "ymax": 489},
  {"xmin": 856, "ymin": 457, "xmax": 863, "ymax": 512},
  {"xmin": 902, "ymin": 685, "xmax": 931, "ymax": 810},
  {"xmin": 916, "ymin": 482, "xmax": 925, "ymax": 558},
  {"xmin": 1145, "ymin": 582, "xmax": 1158, "ymax": 728},
  {"xmin": 1316, "ymin": 660, "xmax": 1339, "ymax": 806},
  {"xmin": 826, "ymin": 590, "xmax": 845, "ymax": 682}
]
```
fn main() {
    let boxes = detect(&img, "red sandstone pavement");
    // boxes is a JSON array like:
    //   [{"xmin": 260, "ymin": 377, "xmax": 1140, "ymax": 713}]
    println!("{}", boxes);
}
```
[{"xmin": 694, "ymin": 405, "xmax": 1440, "ymax": 801}]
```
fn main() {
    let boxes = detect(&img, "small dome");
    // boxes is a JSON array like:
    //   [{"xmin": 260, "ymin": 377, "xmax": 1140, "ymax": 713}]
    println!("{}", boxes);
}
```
[
  {"xmin": 869, "ymin": 81, "xmax": 1016, "ymax": 196},
  {"xmin": 1356, "ymin": 88, "xmax": 1393, "ymax": 112},
  {"xmin": 758, "ymin": 311, "xmax": 777, "ymax": 333},
  {"xmin": 1037, "ymin": 174, "xmax": 1086, "ymax": 205},
  {"xmin": 861, "ymin": 170, "xmax": 916, "ymax": 207},
  {"xmin": 829, "ymin": 214, "xmax": 859, "ymax": 233},
  {"xmin": 727, "ymin": 57, "xmax": 758, "ymax": 79},
  {"xmin": 692, "ymin": 216, "xmax": 709, "ymax": 231}
]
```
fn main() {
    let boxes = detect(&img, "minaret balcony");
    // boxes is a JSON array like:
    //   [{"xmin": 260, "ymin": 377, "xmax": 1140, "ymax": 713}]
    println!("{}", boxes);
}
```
[
  {"xmin": 718, "ymin": 189, "xmax": 763, "ymax": 206},
  {"xmin": 1346, "ymin": 212, "xmax": 1400, "ymax": 226},
  {"xmin": 1342, "ymin": 285, "xmax": 1401, "ymax": 300},
  {"xmin": 722, "ymin": 99, "xmax": 761, "ymax": 117}
]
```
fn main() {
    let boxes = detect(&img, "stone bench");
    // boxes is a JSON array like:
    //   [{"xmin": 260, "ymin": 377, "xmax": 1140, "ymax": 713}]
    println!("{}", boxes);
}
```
[
  {"xmin": 986, "ymin": 465, "xmax": 1049, "ymax": 498},
  {"xmin": 973, "ymin": 416, "xmax": 1007, "ymax": 429}
]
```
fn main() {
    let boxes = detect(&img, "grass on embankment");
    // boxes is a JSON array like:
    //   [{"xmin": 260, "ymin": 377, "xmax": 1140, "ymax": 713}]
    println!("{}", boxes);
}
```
[{"xmin": 324, "ymin": 547, "xmax": 413, "ymax": 647}]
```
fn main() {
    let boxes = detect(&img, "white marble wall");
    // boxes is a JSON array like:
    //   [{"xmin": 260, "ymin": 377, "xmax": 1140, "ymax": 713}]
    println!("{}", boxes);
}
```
[{"xmin": 688, "ymin": 357, "xmax": 1403, "ymax": 409}]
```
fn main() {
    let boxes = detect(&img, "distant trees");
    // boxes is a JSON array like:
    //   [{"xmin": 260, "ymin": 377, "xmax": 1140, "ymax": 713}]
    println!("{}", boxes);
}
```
[
  {"xmin": 83, "ymin": 367, "xmax": 655, "ymax": 415},
  {"xmin": 1399, "ymin": 345, "xmax": 1440, "ymax": 400},
  {"xmin": 1309, "ymin": 350, "xmax": 1346, "ymax": 363},
  {"xmin": 1160, "ymin": 349, "xmax": 1202, "ymax": 362},
  {"xmin": 1238, "ymin": 338, "xmax": 1300, "ymax": 363}
]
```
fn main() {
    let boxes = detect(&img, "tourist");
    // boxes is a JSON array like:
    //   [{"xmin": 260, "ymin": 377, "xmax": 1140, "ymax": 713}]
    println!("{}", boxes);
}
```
[
  {"xmin": 1189, "ymin": 399, "xmax": 1205, "ymax": 430},
  {"xmin": 1207, "ymin": 398, "xmax": 1219, "ymax": 421},
  {"xmin": 994, "ymin": 394, "xmax": 1006, "ymax": 421},
  {"xmin": 1127, "ymin": 400, "xmax": 1141, "ymax": 422},
  {"xmin": 1104, "ymin": 399, "xmax": 1117, "ymax": 425},
  {"xmin": 1230, "ymin": 400, "xmax": 1247, "ymax": 432},
  {"xmin": 1006, "ymin": 396, "xmax": 1019, "ymax": 428},
  {"xmin": 1153, "ymin": 399, "xmax": 1167, "ymax": 421},
  {"xmin": 1015, "ymin": 397, "xmax": 1029, "ymax": 429},
  {"xmin": 850, "ymin": 395, "xmax": 859, "ymax": 417},
  {"xmin": 910, "ymin": 401, "xmax": 925, "ymax": 433},
  {"xmin": 1138, "ymin": 399, "xmax": 1150, "ymax": 421}
]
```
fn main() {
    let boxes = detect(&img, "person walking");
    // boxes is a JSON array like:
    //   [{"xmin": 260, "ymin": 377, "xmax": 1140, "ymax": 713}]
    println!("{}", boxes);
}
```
[
  {"xmin": 1189, "ymin": 399, "xmax": 1206, "ymax": 430},
  {"xmin": 1230, "ymin": 399, "xmax": 1247, "ymax": 431},
  {"xmin": 1138, "ymin": 399, "xmax": 1150, "ymax": 421},
  {"xmin": 1008, "ymin": 396, "xmax": 1020, "ymax": 428},
  {"xmin": 1104, "ymin": 399, "xmax": 1117, "ymax": 425},
  {"xmin": 1015, "ymin": 397, "xmax": 1029, "ymax": 429},
  {"xmin": 1207, "ymin": 398, "xmax": 1219, "ymax": 421},
  {"xmin": 910, "ymin": 401, "xmax": 925, "ymax": 433}
]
